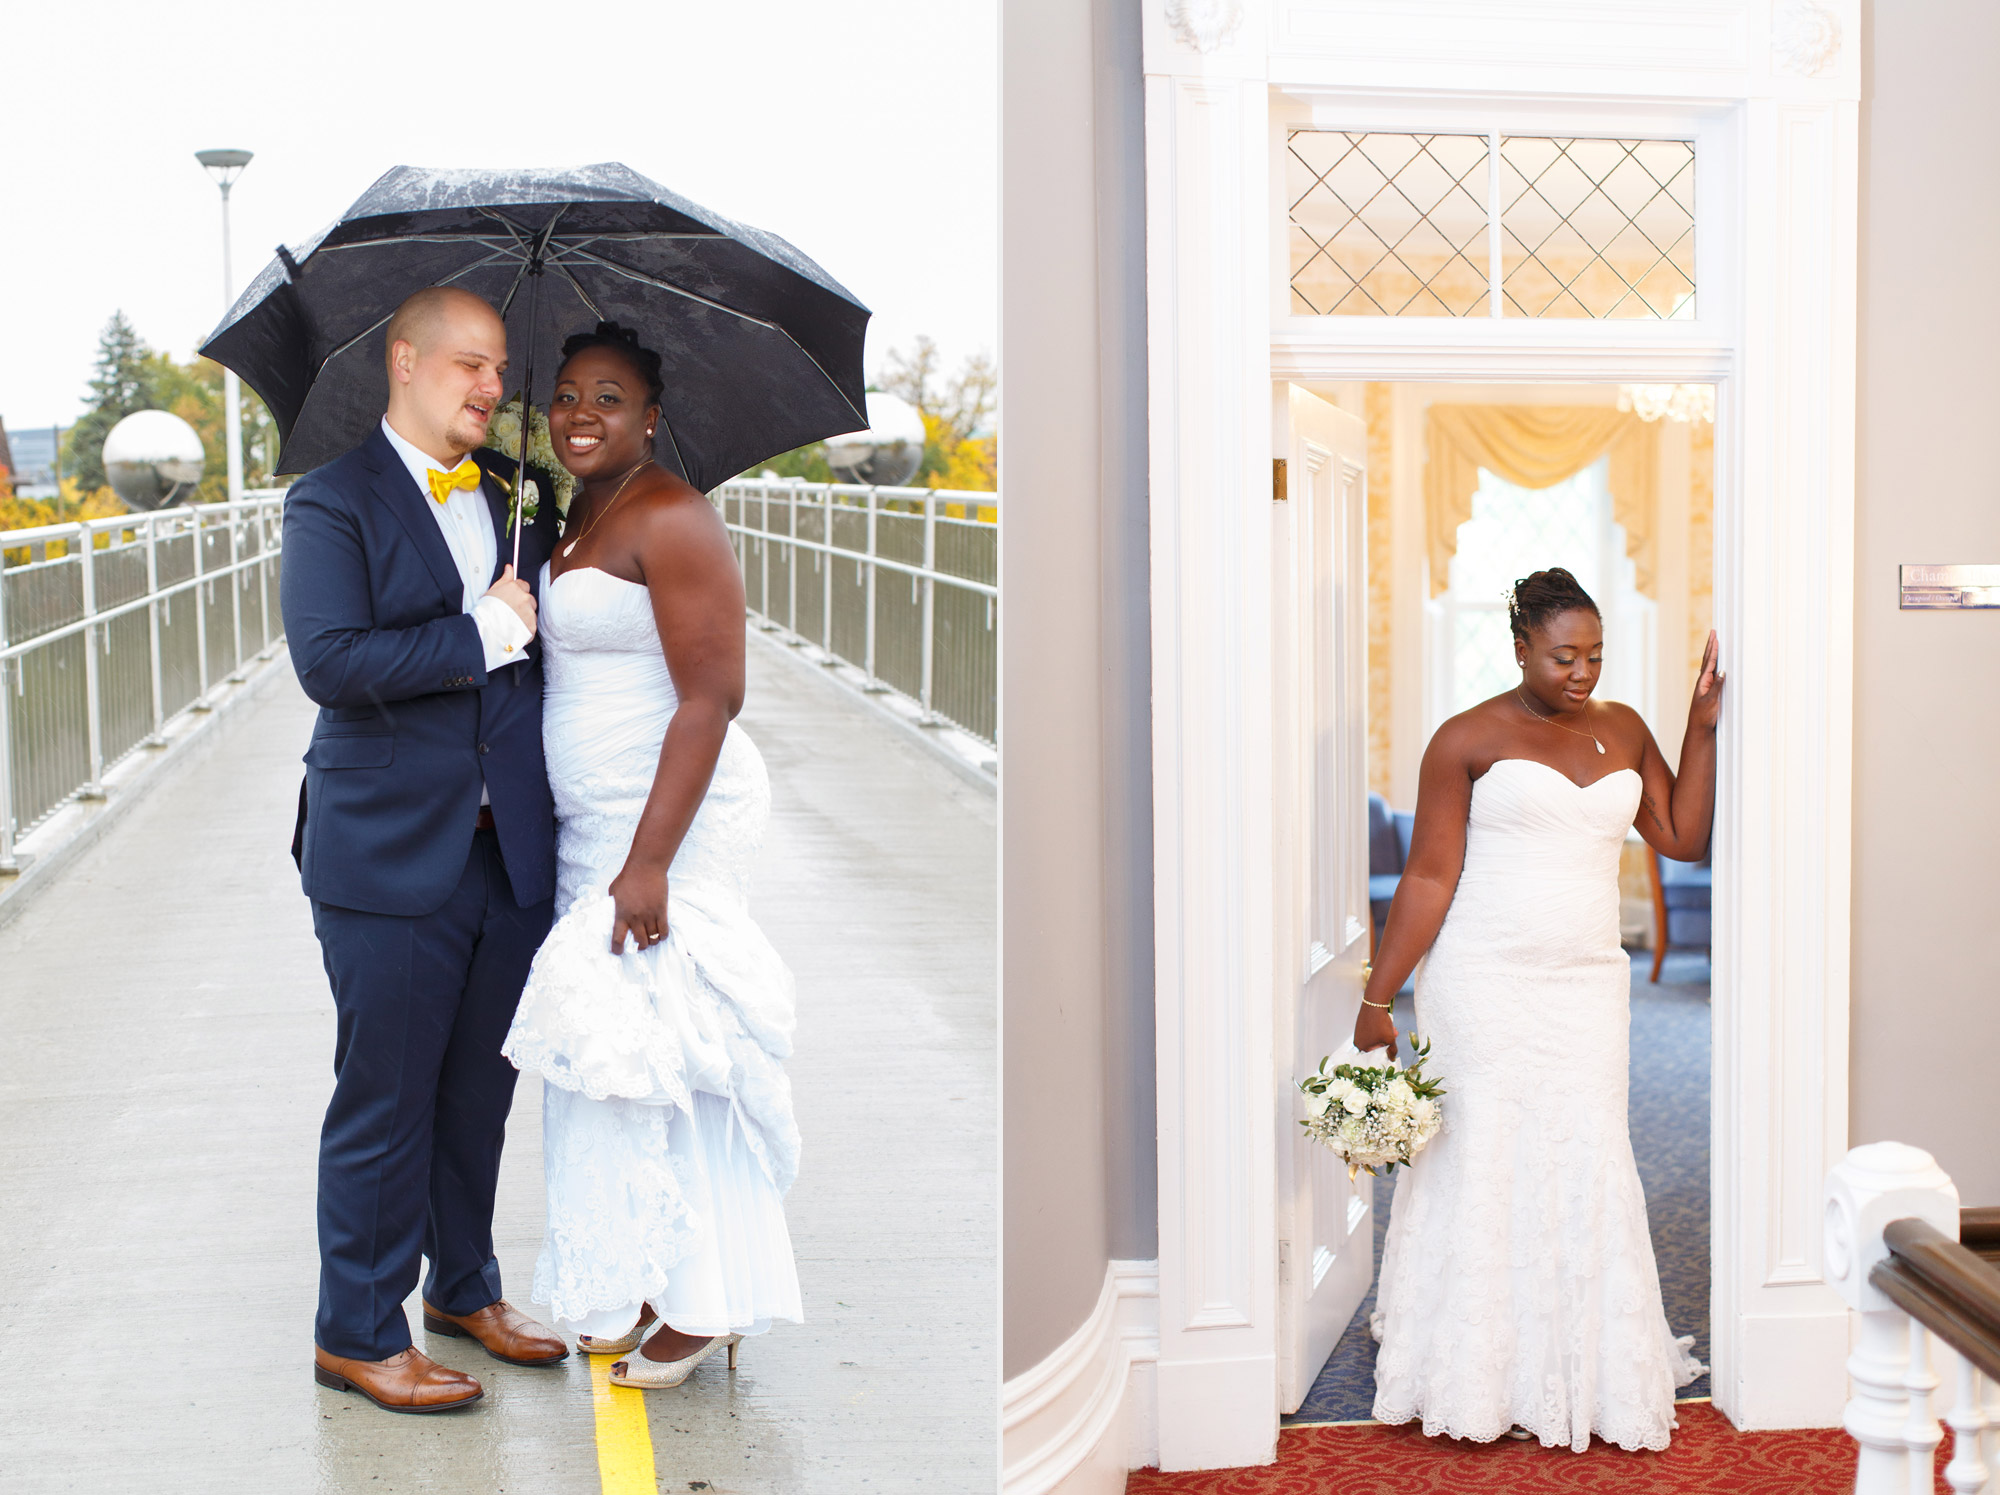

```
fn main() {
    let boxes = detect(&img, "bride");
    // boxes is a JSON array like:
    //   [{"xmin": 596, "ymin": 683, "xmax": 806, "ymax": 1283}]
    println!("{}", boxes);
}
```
[
  {"xmin": 503, "ymin": 321, "xmax": 801, "ymax": 1388},
  {"xmin": 1354, "ymin": 567, "xmax": 1722, "ymax": 1452}
]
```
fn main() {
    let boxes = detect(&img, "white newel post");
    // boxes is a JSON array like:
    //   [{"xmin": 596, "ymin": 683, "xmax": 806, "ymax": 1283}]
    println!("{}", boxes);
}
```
[{"xmin": 1825, "ymin": 1142, "xmax": 1960, "ymax": 1493}]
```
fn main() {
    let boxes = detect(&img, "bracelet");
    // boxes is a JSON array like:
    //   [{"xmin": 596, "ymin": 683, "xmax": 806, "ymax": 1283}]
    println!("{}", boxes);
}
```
[{"xmin": 1361, "ymin": 994, "xmax": 1393, "ymax": 1010}]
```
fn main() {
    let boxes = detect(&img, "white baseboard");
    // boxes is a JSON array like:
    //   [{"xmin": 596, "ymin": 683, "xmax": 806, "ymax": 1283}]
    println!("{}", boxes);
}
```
[{"xmin": 1002, "ymin": 1260, "xmax": 1159, "ymax": 1494}]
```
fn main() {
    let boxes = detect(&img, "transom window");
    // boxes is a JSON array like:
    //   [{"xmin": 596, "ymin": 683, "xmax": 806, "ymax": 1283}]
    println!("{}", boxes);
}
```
[{"xmin": 1288, "ymin": 132, "xmax": 1695, "ymax": 320}]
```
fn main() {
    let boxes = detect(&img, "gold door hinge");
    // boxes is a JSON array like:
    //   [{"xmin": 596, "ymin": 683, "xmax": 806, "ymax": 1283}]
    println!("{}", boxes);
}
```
[{"xmin": 1272, "ymin": 457, "xmax": 1288, "ymax": 502}]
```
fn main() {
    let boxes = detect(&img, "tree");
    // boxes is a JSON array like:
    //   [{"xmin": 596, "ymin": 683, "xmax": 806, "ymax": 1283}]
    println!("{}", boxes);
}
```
[
  {"xmin": 876, "ymin": 336, "xmax": 998, "ymax": 491},
  {"xmin": 59, "ymin": 313, "xmax": 282, "ymax": 508},
  {"xmin": 63, "ymin": 312, "xmax": 154, "ymax": 493}
]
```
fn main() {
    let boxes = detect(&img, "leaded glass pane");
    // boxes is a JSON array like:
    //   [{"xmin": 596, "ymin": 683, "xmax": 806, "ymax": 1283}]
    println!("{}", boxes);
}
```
[
  {"xmin": 1287, "ymin": 131, "xmax": 1491, "ymax": 316},
  {"xmin": 1499, "ymin": 137, "xmax": 1694, "ymax": 319},
  {"xmin": 1288, "ymin": 131, "xmax": 1696, "ymax": 320}
]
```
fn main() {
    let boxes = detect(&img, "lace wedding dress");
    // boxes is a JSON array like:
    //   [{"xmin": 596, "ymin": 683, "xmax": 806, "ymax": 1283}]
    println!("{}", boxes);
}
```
[
  {"xmin": 1371, "ymin": 757, "xmax": 1701, "ymax": 1452},
  {"xmin": 502, "ymin": 566, "xmax": 802, "ymax": 1343}
]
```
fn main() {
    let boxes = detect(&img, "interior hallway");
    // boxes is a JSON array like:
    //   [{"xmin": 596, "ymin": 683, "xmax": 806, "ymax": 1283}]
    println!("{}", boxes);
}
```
[{"xmin": 0, "ymin": 635, "xmax": 995, "ymax": 1494}]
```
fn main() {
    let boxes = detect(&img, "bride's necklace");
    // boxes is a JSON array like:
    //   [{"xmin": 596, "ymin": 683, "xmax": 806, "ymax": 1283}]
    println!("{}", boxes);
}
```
[
  {"xmin": 560, "ymin": 459, "xmax": 653, "ymax": 560},
  {"xmin": 1516, "ymin": 686, "xmax": 1605, "ymax": 754}
]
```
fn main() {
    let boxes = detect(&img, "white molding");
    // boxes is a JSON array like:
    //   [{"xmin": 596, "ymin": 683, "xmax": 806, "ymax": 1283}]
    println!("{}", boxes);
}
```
[
  {"xmin": 1141, "ymin": 0, "xmax": 1860, "ymax": 1462},
  {"xmin": 1146, "ymin": 50, "xmax": 1283, "ymax": 1471},
  {"xmin": 1002, "ymin": 1262, "xmax": 1160, "ymax": 1495}
]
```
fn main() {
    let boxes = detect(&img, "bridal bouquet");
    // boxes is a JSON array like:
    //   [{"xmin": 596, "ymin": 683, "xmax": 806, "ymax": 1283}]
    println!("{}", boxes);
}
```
[
  {"xmin": 483, "ymin": 395, "xmax": 577, "ymax": 529},
  {"xmin": 1299, "ymin": 1039, "xmax": 1445, "ymax": 1178}
]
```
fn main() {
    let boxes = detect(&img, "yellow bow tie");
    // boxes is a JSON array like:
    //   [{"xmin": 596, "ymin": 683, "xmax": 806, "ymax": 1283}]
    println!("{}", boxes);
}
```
[{"xmin": 426, "ymin": 459, "xmax": 482, "ymax": 505}]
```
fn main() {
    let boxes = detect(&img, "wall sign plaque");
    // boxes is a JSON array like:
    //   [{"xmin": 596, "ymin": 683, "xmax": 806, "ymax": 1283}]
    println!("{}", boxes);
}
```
[{"xmin": 1900, "ymin": 564, "xmax": 2000, "ymax": 609}]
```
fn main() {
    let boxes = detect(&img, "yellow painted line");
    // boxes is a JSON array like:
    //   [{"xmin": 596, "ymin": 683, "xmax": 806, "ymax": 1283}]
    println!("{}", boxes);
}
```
[{"xmin": 588, "ymin": 1351, "xmax": 658, "ymax": 1495}]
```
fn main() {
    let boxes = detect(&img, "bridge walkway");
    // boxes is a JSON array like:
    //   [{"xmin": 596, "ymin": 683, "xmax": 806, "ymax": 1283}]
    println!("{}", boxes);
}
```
[{"xmin": 0, "ymin": 637, "xmax": 996, "ymax": 1494}]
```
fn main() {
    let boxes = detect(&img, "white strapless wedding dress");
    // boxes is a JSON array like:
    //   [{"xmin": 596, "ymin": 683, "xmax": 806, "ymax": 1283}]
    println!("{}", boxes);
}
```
[
  {"xmin": 1371, "ymin": 758, "xmax": 1700, "ymax": 1452},
  {"xmin": 501, "ymin": 565, "xmax": 802, "ymax": 1342}
]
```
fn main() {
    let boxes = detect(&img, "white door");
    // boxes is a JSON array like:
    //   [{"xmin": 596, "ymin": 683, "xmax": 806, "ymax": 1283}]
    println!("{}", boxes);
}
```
[{"xmin": 1272, "ymin": 385, "xmax": 1372, "ymax": 1414}]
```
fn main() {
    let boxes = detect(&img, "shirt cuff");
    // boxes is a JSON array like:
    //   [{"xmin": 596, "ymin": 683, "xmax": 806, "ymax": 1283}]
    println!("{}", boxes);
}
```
[{"xmin": 471, "ymin": 594, "xmax": 532, "ymax": 671}]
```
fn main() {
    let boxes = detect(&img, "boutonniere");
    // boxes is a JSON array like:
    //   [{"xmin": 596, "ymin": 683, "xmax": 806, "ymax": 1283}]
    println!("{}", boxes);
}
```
[{"xmin": 488, "ymin": 466, "xmax": 543, "ymax": 535}]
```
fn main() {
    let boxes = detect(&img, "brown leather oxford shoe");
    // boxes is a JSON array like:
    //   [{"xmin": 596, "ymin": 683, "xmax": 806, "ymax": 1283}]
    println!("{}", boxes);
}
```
[
  {"xmin": 313, "ymin": 1345, "xmax": 483, "ymax": 1413},
  {"xmin": 421, "ymin": 1298, "xmax": 569, "ymax": 1366}
]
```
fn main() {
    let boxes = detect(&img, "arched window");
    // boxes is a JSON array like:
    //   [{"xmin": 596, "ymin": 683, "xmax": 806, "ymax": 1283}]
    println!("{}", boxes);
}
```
[{"xmin": 1427, "ymin": 456, "xmax": 1656, "ymax": 736}]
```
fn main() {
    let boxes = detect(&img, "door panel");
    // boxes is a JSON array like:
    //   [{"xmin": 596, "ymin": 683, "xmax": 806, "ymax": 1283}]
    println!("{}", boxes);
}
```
[{"xmin": 1273, "ymin": 385, "xmax": 1371, "ymax": 1414}]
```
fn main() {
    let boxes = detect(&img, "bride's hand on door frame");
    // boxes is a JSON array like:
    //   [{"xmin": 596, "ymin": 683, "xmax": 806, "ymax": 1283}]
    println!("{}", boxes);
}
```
[
  {"xmin": 1688, "ymin": 629, "xmax": 1726, "ymax": 732},
  {"xmin": 609, "ymin": 858, "xmax": 670, "ymax": 954}
]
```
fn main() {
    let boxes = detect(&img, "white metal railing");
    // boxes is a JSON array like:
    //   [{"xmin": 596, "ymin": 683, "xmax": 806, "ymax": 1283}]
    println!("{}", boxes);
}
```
[
  {"xmin": 712, "ymin": 479, "xmax": 998, "ymax": 747},
  {"xmin": 0, "ymin": 491, "xmax": 287, "ymax": 870},
  {"xmin": 1827, "ymin": 1142, "xmax": 2000, "ymax": 1493}
]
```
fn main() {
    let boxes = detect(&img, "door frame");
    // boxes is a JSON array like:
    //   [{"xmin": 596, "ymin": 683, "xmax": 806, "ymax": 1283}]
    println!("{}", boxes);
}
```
[{"xmin": 1143, "ymin": 0, "xmax": 1858, "ymax": 1471}]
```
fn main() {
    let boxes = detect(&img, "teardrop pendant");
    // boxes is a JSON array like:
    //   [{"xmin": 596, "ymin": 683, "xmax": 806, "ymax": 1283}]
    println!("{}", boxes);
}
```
[
  {"xmin": 562, "ymin": 540, "xmax": 577, "ymax": 557},
  {"xmin": 1594, "ymin": 739, "xmax": 1606, "ymax": 754}
]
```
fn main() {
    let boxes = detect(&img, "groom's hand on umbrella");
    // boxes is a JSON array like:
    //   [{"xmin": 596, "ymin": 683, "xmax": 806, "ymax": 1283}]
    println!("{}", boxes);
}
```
[{"xmin": 485, "ymin": 565, "xmax": 537, "ymax": 639}]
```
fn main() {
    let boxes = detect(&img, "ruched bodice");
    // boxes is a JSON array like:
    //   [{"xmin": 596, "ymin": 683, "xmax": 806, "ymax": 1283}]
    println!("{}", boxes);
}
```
[
  {"xmin": 1433, "ymin": 759, "xmax": 1637, "ymax": 971},
  {"xmin": 1370, "ymin": 754, "xmax": 1699, "ymax": 1452}
]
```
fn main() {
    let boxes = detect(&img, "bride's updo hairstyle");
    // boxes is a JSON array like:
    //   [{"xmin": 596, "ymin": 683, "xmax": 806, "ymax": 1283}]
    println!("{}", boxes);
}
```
[
  {"xmin": 1507, "ymin": 567, "xmax": 1600, "ymax": 644},
  {"xmin": 557, "ymin": 320, "xmax": 666, "ymax": 405}
]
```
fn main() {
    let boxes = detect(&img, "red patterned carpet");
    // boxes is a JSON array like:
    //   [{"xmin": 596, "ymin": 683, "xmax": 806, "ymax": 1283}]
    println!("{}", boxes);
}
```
[{"xmin": 1127, "ymin": 1403, "xmax": 1952, "ymax": 1494}]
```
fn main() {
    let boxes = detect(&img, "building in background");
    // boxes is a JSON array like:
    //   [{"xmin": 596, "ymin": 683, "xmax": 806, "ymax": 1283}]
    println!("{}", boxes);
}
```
[{"xmin": 3, "ymin": 426, "xmax": 62, "ymax": 497}]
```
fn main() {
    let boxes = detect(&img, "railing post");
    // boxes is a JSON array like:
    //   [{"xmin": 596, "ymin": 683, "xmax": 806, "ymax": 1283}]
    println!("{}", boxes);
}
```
[
  {"xmin": 863, "ymin": 487, "xmax": 883, "ymax": 691},
  {"xmin": 145, "ymin": 514, "xmax": 166, "ymax": 746},
  {"xmin": 821, "ymin": 485, "xmax": 835, "ymax": 663},
  {"xmin": 192, "ymin": 508, "xmax": 212, "ymax": 710},
  {"xmin": 0, "ymin": 542, "xmax": 17, "ymax": 872},
  {"xmin": 757, "ymin": 485, "xmax": 774, "ymax": 631},
  {"xmin": 920, "ymin": 490, "xmax": 938, "ymax": 722},
  {"xmin": 1942, "ymin": 1349, "xmax": 1994, "ymax": 1495},
  {"xmin": 226, "ymin": 509, "xmax": 246, "ymax": 681},
  {"xmin": 255, "ymin": 501, "xmax": 274, "ymax": 658},
  {"xmin": 1826, "ymin": 1142, "xmax": 1965, "ymax": 1495},
  {"xmin": 78, "ymin": 523, "xmax": 105, "ymax": 798},
  {"xmin": 787, "ymin": 481, "xmax": 800, "ymax": 641}
]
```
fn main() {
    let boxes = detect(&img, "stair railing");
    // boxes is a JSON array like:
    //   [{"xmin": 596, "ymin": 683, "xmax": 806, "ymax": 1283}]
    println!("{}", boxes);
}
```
[{"xmin": 1827, "ymin": 1143, "xmax": 2000, "ymax": 1493}]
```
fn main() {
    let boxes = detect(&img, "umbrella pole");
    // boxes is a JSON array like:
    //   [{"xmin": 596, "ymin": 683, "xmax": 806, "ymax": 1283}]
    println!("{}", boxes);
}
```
[{"xmin": 512, "ymin": 269, "xmax": 540, "ymax": 574}]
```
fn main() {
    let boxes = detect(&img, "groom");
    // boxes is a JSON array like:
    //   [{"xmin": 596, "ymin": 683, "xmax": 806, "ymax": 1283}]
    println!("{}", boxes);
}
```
[{"xmin": 281, "ymin": 286, "xmax": 566, "ymax": 1413}]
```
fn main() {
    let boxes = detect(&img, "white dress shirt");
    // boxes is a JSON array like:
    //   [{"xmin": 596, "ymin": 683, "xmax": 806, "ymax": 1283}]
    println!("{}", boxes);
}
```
[{"xmin": 380, "ymin": 416, "xmax": 532, "ymax": 673}]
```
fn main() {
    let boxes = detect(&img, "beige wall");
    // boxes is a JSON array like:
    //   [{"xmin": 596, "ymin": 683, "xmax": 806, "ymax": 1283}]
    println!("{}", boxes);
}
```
[
  {"xmin": 1851, "ymin": 0, "xmax": 2000, "ymax": 1203},
  {"xmin": 1002, "ymin": 0, "xmax": 1156, "ymax": 1379}
]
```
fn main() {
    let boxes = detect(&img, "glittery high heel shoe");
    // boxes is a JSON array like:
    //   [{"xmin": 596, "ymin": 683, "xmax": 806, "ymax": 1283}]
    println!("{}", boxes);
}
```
[
  {"xmin": 607, "ymin": 1333, "xmax": 743, "ymax": 1389},
  {"xmin": 577, "ymin": 1309, "xmax": 658, "ymax": 1357}
]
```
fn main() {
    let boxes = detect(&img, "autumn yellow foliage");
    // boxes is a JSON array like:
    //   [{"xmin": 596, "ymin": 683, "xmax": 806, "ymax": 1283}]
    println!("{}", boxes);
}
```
[{"xmin": 922, "ymin": 412, "xmax": 996, "ymax": 494}]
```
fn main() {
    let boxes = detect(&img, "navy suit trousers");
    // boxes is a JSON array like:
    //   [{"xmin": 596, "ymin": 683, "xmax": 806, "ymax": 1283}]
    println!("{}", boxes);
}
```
[{"xmin": 311, "ymin": 829, "xmax": 555, "ymax": 1360}]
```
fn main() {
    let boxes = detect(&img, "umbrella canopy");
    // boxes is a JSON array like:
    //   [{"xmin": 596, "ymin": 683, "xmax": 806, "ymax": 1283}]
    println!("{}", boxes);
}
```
[{"xmin": 200, "ymin": 163, "xmax": 870, "ymax": 490}]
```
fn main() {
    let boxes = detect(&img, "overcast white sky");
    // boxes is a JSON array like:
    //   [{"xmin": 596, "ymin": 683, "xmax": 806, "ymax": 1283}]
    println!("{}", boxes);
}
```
[{"xmin": 0, "ymin": 0, "xmax": 996, "ymax": 433}]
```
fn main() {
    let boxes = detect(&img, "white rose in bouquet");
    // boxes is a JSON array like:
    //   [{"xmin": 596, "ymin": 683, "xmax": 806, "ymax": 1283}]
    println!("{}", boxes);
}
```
[{"xmin": 1297, "ymin": 1036, "xmax": 1446, "ymax": 1179}]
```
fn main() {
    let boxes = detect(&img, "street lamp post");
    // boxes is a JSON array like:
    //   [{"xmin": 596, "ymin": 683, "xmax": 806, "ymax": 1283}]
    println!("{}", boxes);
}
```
[{"xmin": 195, "ymin": 149, "xmax": 253, "ymax": 503}]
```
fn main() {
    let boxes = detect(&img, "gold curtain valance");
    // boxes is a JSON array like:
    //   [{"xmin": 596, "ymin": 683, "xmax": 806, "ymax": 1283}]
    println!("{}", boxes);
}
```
[{"xmin": 1424, "ymin": 406, "xmax": 1659, "ymax": 598}]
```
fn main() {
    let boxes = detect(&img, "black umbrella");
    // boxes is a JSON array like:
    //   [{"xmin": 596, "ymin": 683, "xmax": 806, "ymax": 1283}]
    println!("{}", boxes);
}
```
[{"xmin": 199, "ymin": 161, "xmax": 870, "ymax": 510}]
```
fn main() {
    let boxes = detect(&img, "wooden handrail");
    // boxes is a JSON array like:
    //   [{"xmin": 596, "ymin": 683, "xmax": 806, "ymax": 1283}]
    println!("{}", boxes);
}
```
[
  {"xmin": 1959, "ymin": 1206, "xmax": 2000, "ymax": 1263},
  {"xmin": 1871, "ymin": 1216, "xmax": 2000, "ymax": 1381}
]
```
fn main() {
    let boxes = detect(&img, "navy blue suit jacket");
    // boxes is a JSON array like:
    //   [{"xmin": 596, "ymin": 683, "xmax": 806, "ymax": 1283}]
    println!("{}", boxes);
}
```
[{"xmin": 280, "ymin": 425, "xmax": 561, "ymax": 916}]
